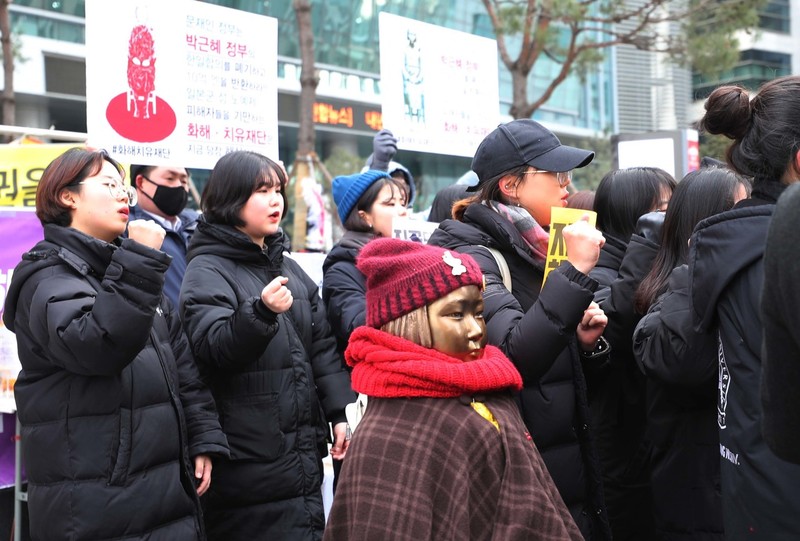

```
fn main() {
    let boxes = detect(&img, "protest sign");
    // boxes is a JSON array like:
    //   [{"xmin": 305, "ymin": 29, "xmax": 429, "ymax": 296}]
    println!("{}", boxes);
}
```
[
  {"xmin": 543, "ymin": 207, "xmax": 597, "ymax": 286},
  {"xmin": 379, "ymin": 12, "xmax": 499, "ymax": 157},
  {"xmin": 86, "ymin": 0, "xmax": 278, "ymax": 169}
]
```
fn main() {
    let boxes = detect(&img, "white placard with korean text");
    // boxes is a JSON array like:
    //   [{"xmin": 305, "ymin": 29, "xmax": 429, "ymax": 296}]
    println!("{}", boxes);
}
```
[
  {"xmin": 391, "ymin": 216, "xmax": 440, "ymax": 245},
  {"xmin": 86, "ymin": 0, "xmax": 278, "ymax": 169},
  {"xmin": 378, "ymin": 12, "xmax": 499, "ymax": 158}
]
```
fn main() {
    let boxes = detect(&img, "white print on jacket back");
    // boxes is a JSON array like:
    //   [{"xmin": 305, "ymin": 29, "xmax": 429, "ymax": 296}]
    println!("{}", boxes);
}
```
[{"xmin": 717, "ymin": 333, "xmax": 729, "ymax": 430}]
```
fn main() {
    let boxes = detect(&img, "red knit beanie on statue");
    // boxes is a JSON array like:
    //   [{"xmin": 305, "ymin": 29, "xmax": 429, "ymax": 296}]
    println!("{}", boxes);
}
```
[{"xmin": 357, "ymin": 238, "xmax": 485, "ymax": 328}]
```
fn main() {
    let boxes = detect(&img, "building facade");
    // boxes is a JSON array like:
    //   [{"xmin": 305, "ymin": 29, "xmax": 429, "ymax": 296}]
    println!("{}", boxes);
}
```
[{"xmin": 691, "ymin": 0, "xmax": 798, "ymax": 119}]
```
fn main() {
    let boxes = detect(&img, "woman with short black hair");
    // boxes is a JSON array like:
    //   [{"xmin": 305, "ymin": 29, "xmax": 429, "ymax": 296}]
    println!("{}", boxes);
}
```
[
  {"xmin": 3, "ymin": 147, "xmax": 229, "ymax": 540},
  {"xmin": 180, "ymin": 150, "xmax": 354, "ymax": 540}
]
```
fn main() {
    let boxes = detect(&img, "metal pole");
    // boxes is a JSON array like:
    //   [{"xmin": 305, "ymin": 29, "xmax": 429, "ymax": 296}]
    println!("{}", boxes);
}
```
[{"xmin": 14, "ymin": 416, "xmax": 23, "ymax": 541}]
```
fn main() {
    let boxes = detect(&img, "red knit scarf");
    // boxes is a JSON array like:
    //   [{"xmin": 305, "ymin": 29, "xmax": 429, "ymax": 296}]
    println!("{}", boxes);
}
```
[{"xmin": 345, "ymin": 326, "xmax": 523, "ymax": 398}]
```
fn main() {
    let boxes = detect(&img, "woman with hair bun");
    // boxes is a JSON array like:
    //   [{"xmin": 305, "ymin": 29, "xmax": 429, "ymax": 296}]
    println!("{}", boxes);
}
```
[{"xmin": 689, "ymin": 75, "xmax": 800, "ymax": 537}]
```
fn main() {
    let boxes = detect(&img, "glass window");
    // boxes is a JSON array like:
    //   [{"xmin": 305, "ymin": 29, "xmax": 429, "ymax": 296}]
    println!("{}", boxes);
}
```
[
  {"xmin": 759, "ymin": 0, "xmax": 790, "ymax": 33},
  {"xmin": 693, "ymin": 49, "xmax": 791, "ymax": 99}
]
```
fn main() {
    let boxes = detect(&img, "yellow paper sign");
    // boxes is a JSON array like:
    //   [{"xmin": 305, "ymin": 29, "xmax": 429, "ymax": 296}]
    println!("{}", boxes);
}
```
[
  {"xmin": 542, "ymin": 207, "xmax": 598, "ymax": 287},
  {"xmin": 0, "ymin": 144, "xmax": 82, "ymax": 207}
]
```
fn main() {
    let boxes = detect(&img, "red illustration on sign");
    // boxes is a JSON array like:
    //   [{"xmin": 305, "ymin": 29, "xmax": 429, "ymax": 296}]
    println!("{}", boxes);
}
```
[{"xmin": 106, "ymin": 24, "xmax": 176, "ymax": 143}]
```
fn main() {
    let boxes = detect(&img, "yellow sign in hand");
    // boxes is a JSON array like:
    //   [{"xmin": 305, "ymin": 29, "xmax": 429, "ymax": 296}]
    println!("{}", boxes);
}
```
[{"xmin": 542, "ymin": 207, "xmax": 597, "ymax": 287}]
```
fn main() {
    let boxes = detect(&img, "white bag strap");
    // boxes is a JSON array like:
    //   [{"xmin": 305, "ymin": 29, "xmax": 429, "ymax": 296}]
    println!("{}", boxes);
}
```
[{"xmin": 474, "ymin": 245, "xmax": 512, "ymax": 292}]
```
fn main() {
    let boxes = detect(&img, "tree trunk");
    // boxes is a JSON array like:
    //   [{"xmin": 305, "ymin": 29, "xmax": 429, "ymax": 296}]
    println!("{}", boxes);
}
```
[
  {"xmin": 0, "ymin": 0, "xmax": 14, "ymax": 132},
  {"xmin": 291, "ymin": 0, "xmax": 318, "ymax": 251}
]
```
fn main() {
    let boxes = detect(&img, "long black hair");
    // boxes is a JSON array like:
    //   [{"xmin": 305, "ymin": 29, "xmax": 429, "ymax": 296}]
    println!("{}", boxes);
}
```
[
  {"xmin": 594, "ymin": 167, "xmax": 676, "ymax": 242},
  {"xmin": 635, "ymin": 167, "xmax": 750, "ymax": 313}
]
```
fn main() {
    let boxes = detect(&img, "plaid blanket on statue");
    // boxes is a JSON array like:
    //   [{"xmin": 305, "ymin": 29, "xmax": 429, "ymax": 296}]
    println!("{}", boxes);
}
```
[{"xmin": 324, "ymin": 394, "xmax": 583, "ymax": 541}]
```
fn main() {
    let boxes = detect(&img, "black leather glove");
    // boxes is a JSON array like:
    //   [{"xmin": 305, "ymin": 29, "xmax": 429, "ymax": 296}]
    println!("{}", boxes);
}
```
[
  {"xmin": 635, "ymin": 211, "xmax": 666, "ymax": 243},
  {"xmin": 370, "ymin": 129, "xmax": 398, "ymax": 171}
]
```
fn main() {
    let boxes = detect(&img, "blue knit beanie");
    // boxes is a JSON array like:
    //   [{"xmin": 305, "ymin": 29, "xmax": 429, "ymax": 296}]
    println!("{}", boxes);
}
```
[{"xmin": 332, "ymin": 169, "xmax": 392, "ymax": 223}]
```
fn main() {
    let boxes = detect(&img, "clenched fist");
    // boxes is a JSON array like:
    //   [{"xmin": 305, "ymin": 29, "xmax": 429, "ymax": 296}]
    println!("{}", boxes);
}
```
[
  {"xmin": 564, "ymin": 214, "xmax": 605, "ymax": 275},
  {"xmin": 261, "ymin": 276, "xmax": 293, "ymax": 314},
  {"xmin": 127, "ymin": 219, "xmax": 166, "ymax": 251}
]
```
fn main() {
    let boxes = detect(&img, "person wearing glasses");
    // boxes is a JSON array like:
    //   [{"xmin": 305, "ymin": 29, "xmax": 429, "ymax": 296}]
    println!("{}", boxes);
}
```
[
  {"xmin": 129, "ymin": 163, "xmax": 196, "ymax": 307},
  {"xmin": 428, "ymin": 119, "xmax": 612, "ymax": 540},
  {"xmin": 2, "ymin": 148, "xmax": 229, "ymax": 540}
]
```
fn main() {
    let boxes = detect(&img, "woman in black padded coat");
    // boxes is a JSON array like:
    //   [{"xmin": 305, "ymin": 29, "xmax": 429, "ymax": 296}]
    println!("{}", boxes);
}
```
[
  {"xmin": 3, "ymin": 148, "xmax": 229, "ymax": 540},
  {"xmin": 428, "ymin": 119, "xmax": 611, "ymax": 540},
  {"xmin": 180, "ymin": 151, "xmax": 354, "ymax": 541}
]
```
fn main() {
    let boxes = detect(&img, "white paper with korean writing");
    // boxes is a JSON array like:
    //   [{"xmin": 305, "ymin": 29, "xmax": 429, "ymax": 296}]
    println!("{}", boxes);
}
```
[
  {"xmin": 392, "ymin": 216, "xmax": 440, "ymax": 245},
  {"xmin": 86, "ymin": 0, "xmax": 278, "ymax": 169},
  {"xmin": 378, "ymin": 12, "xmax": 500, "ymax": 158},
  {"xmin": 543, "ymin": 208, "xmax": 598, "ymax": 288}
]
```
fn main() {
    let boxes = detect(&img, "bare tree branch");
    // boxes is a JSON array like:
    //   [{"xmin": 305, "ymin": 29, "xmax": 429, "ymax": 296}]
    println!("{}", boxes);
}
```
[{"xmin": 482, "ymin": 0, "xmax": 765, "ymax": 119}]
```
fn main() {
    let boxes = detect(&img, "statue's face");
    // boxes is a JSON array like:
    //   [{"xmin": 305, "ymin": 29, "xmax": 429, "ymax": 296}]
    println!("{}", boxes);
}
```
[{"xmin": 427, "ymin": 285, "xmax": 487, "ymax": 362}]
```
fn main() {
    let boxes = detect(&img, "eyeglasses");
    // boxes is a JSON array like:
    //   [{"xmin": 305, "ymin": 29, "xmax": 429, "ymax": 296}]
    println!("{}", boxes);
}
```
[
  {"xmin": 77, "ymin": 180, "xmax": 138, "ymax": 206},
  {"xmin": 524, "ymin": 169, "xmax": 573, "ymax": 188}
]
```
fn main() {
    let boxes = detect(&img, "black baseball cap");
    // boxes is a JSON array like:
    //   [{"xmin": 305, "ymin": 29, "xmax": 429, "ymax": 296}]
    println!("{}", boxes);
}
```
[{"xmin": 468, "ymin": 119, "xmax": 594, "ymax": 191}]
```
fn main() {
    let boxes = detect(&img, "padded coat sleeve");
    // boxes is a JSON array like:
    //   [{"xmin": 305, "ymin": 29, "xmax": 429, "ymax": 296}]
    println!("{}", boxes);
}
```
[
  {"xmin": 322, "ymin": 260, "xmax": 366, "ymax": 355},
  {"xmin": 27, "ymin": 239, "xmax": 169, "ymax": 376},
  {"xmin": 164, "ymin": 299, "xmax": 230, "ymax": 459},
  {"xmin": 464, "ymin": 244, "xmax": 596, "ymax": 384},
  {"xmin": 632, "ymin": 264, "xmax": 717, "ymax": 386},
  {"xmin": 596, "ymin": 235, "xmax": 659, "ymax": 361},
  {"xmin": 289, "ymin": 260, "xmax": 355, "ymax": 426},
  {"xmin": 179, "ymin": 257, "xmax": 279, "ymax": 370}
]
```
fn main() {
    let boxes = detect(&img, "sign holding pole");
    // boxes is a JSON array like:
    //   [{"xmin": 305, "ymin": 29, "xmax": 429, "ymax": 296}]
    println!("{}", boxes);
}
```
[{"xmin": 86, "ymin": 0, "xmax": 279, "ymax": 169}]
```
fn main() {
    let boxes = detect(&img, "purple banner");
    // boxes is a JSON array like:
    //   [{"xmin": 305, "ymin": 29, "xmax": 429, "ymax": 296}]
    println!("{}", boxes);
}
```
[{"xmin": 0, "ymin": 208, "xmax": 42, "ymax": 488}]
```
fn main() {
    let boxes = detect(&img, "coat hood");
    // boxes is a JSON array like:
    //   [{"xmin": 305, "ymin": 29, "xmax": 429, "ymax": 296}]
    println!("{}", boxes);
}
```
[
  {"xmin": 689, "ymin": 204, "xmax": 775, "ymax": 333},
  {"xmin": 322, "ymin": 240, "xmax": 359, "ymax": 275},
  {"xmin": 3, "ymin": 225, "xmax": 117, "ymax": 332}
]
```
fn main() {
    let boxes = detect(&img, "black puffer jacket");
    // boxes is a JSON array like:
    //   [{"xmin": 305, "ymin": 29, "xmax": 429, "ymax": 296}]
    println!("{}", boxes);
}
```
[
  {"xmin": 590, "ymin": 233, "xmax": 627, "ymax": 289},
  {"xmin": 588, "ymin": 234, "xmax": 657, "ymax": 540},
  {"xmin": 127, "ymin": 204, "xmax": 199, "ymax": 308},
  {"xmin": 180, "ymin": 221, "xmax": 354, "ymax": 541},
  {"xmin": 3, "ymin": 224, "xmax": 229, "ymax": 541},
  {"xmin": 690, "ymin": 188, "xmax": 800, "ymax": 538},
  {"xmin": 633, "ymin": 264, "xmax": 723, "ymax": 540},
  {"xmin": 428, "ymin": 204, "xmax": 611, "ymax": 541},
  {"xmin": 762, "ymin": 182, "xmax": 800, "ymax": 464},
  {"xmin": 321, "ymin": 231, "xmax": 373, "ymax": 364}
]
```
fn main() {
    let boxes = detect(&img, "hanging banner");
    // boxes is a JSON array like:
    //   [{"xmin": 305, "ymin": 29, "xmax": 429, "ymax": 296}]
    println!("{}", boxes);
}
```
[
  {"xmin": 0, "ymin": 208, "xmax": 43, "ymax": 486},
  {"xmin": 379, "ymin": 12, "xmax": 499, "ymax": 158},
  {"xmin": 543, "ymin": 207, "xmax": 598, "ymax": 286},
  {"xmin": 0, "ymin": 144, "xmax": 80, "ymax": 208},
  {"xmin": 86, "ymin": 0, "xmax": 279, "ymax": 169}
]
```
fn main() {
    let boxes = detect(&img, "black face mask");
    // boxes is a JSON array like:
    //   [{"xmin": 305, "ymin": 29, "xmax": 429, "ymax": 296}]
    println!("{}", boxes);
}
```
[{"xmin": 141, "ymin": 176, "xmax": 189, "ymax": 216}]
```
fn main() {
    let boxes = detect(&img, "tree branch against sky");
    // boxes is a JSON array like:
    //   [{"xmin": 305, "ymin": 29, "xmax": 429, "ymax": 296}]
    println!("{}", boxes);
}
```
[{"xmin": 481, "ymin": 0, "xmax": 765, "ymax": 119}]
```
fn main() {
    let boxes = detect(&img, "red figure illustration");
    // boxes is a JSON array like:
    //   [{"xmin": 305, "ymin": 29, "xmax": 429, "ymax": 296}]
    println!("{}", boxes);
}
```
[
  {"xmin": 127, "ymin": 25, "xmax": 156, "ymax": 119},
  {"xmin": 106, "ymin": 24, "xmax": 177, "ymax": 143}
]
